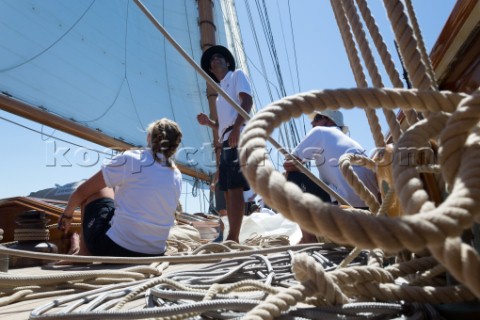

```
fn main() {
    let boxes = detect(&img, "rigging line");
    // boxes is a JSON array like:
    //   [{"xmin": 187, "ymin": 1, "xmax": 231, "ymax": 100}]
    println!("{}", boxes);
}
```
[
  {"xmin": 254, "ymin": 0, "xmax": 299, "ymax": 150},
  {"xmin": 257, "ymin": 0, "xmax": 287, "ymax": 97},
  {"xmin": 40, "ymin": 126, "xmax": 57, "ymax": 142},
  {"xmin": 0, "ymin": 116, "xmax": 113, "ymax": 157},
  {"xmin": 228, "ymin": 3, "xmax": 281, "ymax": 104},
  {"xmin": 201, "ymin": 186, "xmax": 215, "ymax": 209},
  {"xmin": 125, "ymin": 78, "xmax": 145, "ymax": 131},
  {"xmin": 235, "ymin": 0, "xmax": 289, "ymax": 153},
  {"xmin": 261, "ymin": 0, "xmax": 301, "ymax": 147},
  {"xmin": 275, "ymin": 0, "xmax": 297, "ymax": 95},
  {"xmin": 0, "ymin": 0, "xmax": 97, "ymax": 73},
  {"xmin": 76, "ymin": 0, "xmax": 130, "ymax": 124},
  {"xmin": 78, "ymin": 77, "xmax": 127, "ymax": 123},
  {"xmin": 287, "ymin": 0, "xmax": 307, "ymax": 137},
  {"xmin": 161, "ymin": 1, "xmax": 175, "ymax": 125},
  {"xmin": 243, "ymin": 0, "xmax": 275, "ymax": 102},
  {"xmin": 124, "ymin": 1, "xmax": 145, "ymax": 132},
  {"xmin": 224, "ymin": 1, "xmax": 243, "ymax": 70},
  {"xmin": 243, "ymin": 0, "xmax": 289, "ymax": 150},
  {"xmin": 287, "ymin": 0, "xmax": 301, "ymax": 94},
  {"xmin": 263, "ymin": 142, "xmax": 279, "ymax": 168}
]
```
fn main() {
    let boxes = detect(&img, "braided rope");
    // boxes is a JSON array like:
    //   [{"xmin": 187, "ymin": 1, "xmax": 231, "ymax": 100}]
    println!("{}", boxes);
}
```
[
  {"xmin": 244, "ymin": 250, "xmax": 475, "ymax": 319},
  {"xmin": 354, "ymin": 0, "xmax": 403, "ymax": 89},
  {"xmin": 438, "ymin": 91, "xmax": 480, "ymax": 189},
  {"xmin": 0, "ymin": 270, "xmax": 149, "ymax": 287},
  {"xmin": 382, "ymin": 0, "xmax": 436, "ymax": 91},
  {"xmin": 352, "ymin": 282, "xmax": 474, "ymax": 303},
  {"xmin": 367, "ymin": 248, "xmax": 384, "ymax": 268},
  {"xmin": 409, "ymin": 264, "xmax": 446, "ymax": 286},
  {"xmin": 385, "ymin": 256, "xmax": 438, "ymax": 278},
  {"xmin": 293, "ymin": 253, "xmax": 350, "ymax": 305},
  {"xmin": 342, "ymin": 0, "xmax": 403, "ymax": 143},
  {"xmin": 331, "ymin": 0, "xmax": 386, "ymax": 148},
  {"xmin": 338, "ymin": 153, "xmax": 380, "ymax": 212},
  {"xmin": 243, "ymin": 284, "xmax": 307, "ymax": 320},
  {"xmin": 337, "ymin": 247, "xmax": 364, "ymax": 269},
  {"xmin": 404, "ymin": 0, "xmax": 437, "ymax": 86},
  {"xmin": 429, "ymin": 237, "xmax": 480, "ymax": 297},
  {"xmin": 392, "ymin": 112, "xmax": 446, "ymax": 215},
  {"xmin": 355, "ymin": 0, "xmax": 417, "ymax": 138},
  {"xmin": 377, "ymin": 187, "xmax": 395, "ymax": 216},
  {"xmin": 238, "ymin": 88, "xmax": 480, "ymax": 298},
  {"xmin": 29, "ymin": 248, "xmax": 336, "ymax": 319}
]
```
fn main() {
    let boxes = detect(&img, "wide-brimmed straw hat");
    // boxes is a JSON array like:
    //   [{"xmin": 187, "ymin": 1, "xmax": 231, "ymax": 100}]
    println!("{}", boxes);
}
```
[
  {"xmin": 201, "ymin": 45, "xmax": 236, "ymax": 83},
  {"xmin": 308, "ymin": 110, "xmax": 345, "ymax": 127}
]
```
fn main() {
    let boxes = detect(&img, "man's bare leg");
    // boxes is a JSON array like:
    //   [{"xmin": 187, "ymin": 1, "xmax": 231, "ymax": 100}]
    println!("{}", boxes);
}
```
[
  {"xmin": 299, "ymin": 229, "xmax": 318, "ymax": 244},
  {"xmin": 225, "ymin": 187, "xmax": 244, "ymax": 243}
]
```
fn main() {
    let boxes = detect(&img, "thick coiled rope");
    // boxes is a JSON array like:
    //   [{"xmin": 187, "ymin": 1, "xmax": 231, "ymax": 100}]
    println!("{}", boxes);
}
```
[
  {"xmin": 331, "ymin": 0, "xmax": 386, "ymax": 149},
  {"xmin": 341, "ymin": 0, "xmax": 403, "ymax": 143},
  {"xmin": 243, "ymin": 253, "xmax": 475, "ymax": 319},
  {"xmin": 338, "ymin": 153, "xmax": 380, "ymax": 212},
  {"xmin": 238, "ymin": 88, "xmax": 479, "ymax": 299},
  {"xmin": 383, "ymin": 0, "xmax": 437, "ymax": 92}
]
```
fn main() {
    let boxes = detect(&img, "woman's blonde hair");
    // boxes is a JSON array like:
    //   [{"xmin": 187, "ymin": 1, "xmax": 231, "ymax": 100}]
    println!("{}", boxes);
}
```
[{"xmin": 146, "ymin": 118, "xmax": 182, "ymax": 167}]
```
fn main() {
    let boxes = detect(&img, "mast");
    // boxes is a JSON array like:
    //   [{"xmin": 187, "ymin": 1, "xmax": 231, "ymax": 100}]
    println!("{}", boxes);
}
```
[{"xmin": 198, "ymin": 0, "xmax": 220, "ymax": 160}]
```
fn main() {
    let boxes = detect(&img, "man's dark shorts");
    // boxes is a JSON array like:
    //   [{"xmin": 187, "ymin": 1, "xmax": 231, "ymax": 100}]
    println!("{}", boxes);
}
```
[
  {"xmin": 218, "ymin": 140, "xmax": 249, "ymax": 192},
  {"xmin": 286, "ymin": 171, "xmax": 331, "ymax": 202},
  {"xmin": 83, "ymin": 198, "xmax": 163, "ymax": 257}
]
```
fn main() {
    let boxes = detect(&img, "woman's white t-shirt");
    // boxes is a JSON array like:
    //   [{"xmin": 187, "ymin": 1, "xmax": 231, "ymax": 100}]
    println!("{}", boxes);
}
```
[{"xmin": 101, "ymin": 149, "xmax": 182, "ymax": 254}]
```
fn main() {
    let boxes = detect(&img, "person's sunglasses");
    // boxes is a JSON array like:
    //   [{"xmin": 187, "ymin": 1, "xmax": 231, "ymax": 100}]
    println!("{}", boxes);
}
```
[
  {"xmin": 313, "ymin": 114, "xmax": 329, "ymax": 122},
  {"xmin": 210, "ymin": 53, "xmax": 225, "ymax": 63}
]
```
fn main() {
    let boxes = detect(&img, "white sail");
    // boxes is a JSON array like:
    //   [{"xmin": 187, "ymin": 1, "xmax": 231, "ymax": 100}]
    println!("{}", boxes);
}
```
[{"xmin": 0, "ymin": 0, "xmax": 233, "ymax": 177}]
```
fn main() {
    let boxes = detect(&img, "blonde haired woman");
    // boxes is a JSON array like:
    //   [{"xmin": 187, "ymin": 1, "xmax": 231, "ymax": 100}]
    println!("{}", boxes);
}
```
[{"xmin": 58, "ymin": 118, "xmax": 182, "ymax": 257}]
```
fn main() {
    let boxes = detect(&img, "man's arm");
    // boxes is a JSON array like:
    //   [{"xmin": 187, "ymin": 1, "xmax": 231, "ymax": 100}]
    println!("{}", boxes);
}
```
[
  {"xmin": 197, "ymin": 112, "xmax": 218, "ymax": 129},
  {"xmin": 283, "ymin": 155, "xmax": 305, "ymax": 172},
  {"xmin": 228, "ymin": 92, "xmax": 253, "ymax": 148}
]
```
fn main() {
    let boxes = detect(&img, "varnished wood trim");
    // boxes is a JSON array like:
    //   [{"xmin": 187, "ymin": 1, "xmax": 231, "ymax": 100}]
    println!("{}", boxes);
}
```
[{"xmin": 430, "ymin": 0, "xmax": 480, "ymax": 81}]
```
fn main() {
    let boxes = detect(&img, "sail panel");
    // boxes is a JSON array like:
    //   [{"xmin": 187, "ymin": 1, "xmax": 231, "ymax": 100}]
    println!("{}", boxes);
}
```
[{"xmin": 0, "ymin": 0, "xmax": 228, "ymax": 176}]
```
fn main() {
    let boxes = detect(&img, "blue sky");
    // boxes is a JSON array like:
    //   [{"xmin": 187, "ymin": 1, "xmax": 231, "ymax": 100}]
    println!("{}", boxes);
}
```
[{"xmin": 0, "ymin": 0, "xmax": 456, "ymax": 211}]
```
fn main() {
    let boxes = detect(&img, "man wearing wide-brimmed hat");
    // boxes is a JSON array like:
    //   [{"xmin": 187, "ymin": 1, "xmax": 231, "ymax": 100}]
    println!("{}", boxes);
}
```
[
  {"xmin": 196, "ymin": 45, "xmax": 253, "ymax": 243},
  {"xmin": 284, "ymin": 110, "xmax": 379, "ymax": 243}
]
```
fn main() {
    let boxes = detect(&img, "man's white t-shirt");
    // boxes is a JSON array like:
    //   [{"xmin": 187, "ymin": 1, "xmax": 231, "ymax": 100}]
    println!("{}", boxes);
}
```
[
  {"xmin": 293, "ymin": 126, "xmax": 378, "ymax": 207},
  {"xmin": 101, "ymin": 149, "xmax": 182, "ymax": 254},
  {"xmin": 216, "ymin": 70, "xmax": 252, "ymax": 142}
]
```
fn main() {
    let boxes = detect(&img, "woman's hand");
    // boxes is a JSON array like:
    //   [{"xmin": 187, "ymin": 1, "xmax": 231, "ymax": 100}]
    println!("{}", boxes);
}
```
[{"xmin": 57, "ymin": 213, "xmax": 73, "ymax": 234}]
